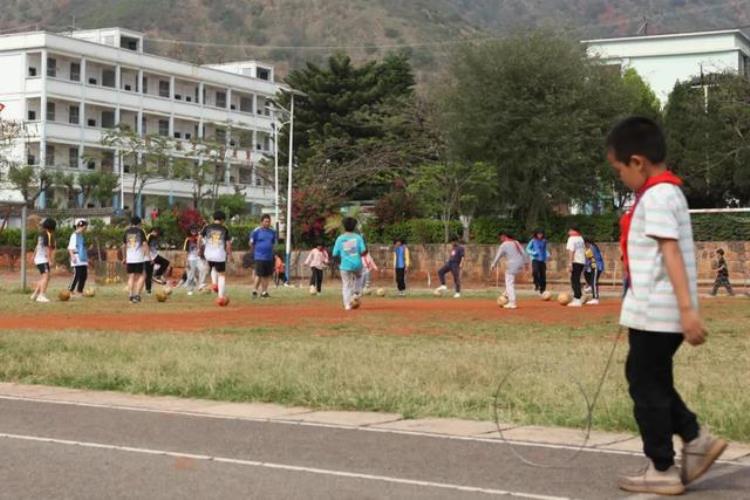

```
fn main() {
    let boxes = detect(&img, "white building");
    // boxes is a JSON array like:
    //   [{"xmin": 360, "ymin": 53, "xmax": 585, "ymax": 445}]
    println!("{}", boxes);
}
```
[
  {"xmin": 0, "ymin": 27, "xmax": 281, "ymax": 213},
  {"xmin": 584, "ymin": 29, "xmax": 750, "ymax": 104}
]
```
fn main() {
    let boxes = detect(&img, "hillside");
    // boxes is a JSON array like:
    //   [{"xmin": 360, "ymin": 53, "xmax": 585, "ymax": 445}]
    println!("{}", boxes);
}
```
[{"xmin": 1, "ymin": 0, "xmax": 749, "ymax": 79}]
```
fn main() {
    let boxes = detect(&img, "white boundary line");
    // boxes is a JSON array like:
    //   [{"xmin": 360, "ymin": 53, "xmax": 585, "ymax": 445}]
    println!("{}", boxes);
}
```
[
  {"xmin": 0, "ymin": 432, "xmax": 572, "ymax": 500},
  {"xmin": 1, "ymin": 395, "xmax": 749, "ymax": 466}
]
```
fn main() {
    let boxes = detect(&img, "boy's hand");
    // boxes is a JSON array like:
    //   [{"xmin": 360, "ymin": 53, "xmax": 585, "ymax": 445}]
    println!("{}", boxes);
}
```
[{"xmin": 681, "ymin": 309, "xmax": 707, "ymax": 346}]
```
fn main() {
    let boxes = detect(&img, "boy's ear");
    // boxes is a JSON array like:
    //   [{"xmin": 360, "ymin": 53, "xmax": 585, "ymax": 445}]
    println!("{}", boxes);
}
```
[{"xmin": 628, "ymin": 154, "xmax": 648, "ymax": 172}]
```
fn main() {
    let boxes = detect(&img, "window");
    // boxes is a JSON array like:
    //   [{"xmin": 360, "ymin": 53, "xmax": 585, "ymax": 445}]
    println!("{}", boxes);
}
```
[
  {"xmin": 158, "ymin": 119, "xmax": 169, "ymax": 137},
  {"xmin": 28, "ymin": 110, "xmax": 37, "ymax": 121},
  {"xmin": 69, "ymin": 147, "xmax": 79, "ymax": 168},
  {"xmin": 46, "ymin": 102, "xmax": 55, "ymax": 121},
  {"xmin": 215, "ymin": 128, "xmax": 226, "ymax": 143},
  {"xmin": 69, "ymin": 105, "xmax": 80, "ymax": 125},
  {"xmin": 240, "ymin": 96, "xmax": 253, "ymax": 113},
  {"xmin": 70, "ymin": 62, "xmax": 81, "ymax": 81},
  {"xmin": 28, "ymin": 67, "xmax": 38, "ymax": 77},
  {"xmin": 216, "ymin": 91, "xmax": 227, "ymax": 108},
  {"xmin": 87, "ymin": 160, "xmax": 96, "ymax": 170},
  {"xmin": 143, "ymin": 77, "xmax": 148, "ymax": 94},
  {"xmin": 257, "ymin": 67, "xmax": 270, "ymax": 81},
  {"xmin": 102, "ymin": 69, "xmax": 116, "ymax": 88},
  {"xmin": 141, "ymin": 116, "xmax": 147, "ymax": 134},
  {"xmin": 47, "ymin": 57, "xmax": 57, "ymax": 78},
  {"xmin": 27, "ymin": 153, "xmax": 36, "ymax": 165},
  {"xmin": 194, "ymin": 87, "xmax": 200, "ymax": 103},
  {"xmin": 101, "ymin": 110, "xmax": 115, "ymax": 129},
  {"xmin": 159, "ymin": 80, "xmax": 170, "ymax": 98},
  {"xmin": 45, "ymin": 144, "xmax": 55, "ymax": 166}
]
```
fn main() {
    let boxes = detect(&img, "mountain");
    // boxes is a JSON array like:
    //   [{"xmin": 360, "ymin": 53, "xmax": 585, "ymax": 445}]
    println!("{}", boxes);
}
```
[{"xmin": 2, "ymin": 0, "xmax": 749, "ymax": 80}]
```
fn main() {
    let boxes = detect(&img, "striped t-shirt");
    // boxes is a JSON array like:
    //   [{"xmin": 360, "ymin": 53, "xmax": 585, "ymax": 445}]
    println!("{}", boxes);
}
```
[{"xmin": 620, "ymin": 183, "xmax": 698, "ymax": 333}]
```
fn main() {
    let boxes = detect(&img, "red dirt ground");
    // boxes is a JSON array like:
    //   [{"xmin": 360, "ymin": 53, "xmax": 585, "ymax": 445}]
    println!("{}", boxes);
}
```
[{"xmin": 0, "ymin": 297, "xmax": 621, "ymax": 333}]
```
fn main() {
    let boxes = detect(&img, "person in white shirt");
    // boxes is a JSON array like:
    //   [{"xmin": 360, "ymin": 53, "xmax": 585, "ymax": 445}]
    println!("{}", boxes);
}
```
[
  {"xmin": 30, "ymin": 218, "xmax": 56, "ymax": 303},
  {"xmin": 565, "ymin": 227, "xmax": 586, "ymax": 307},
  {"xmin": 67, "ymin": 219, "xmax": 89, "ymax": 297}
]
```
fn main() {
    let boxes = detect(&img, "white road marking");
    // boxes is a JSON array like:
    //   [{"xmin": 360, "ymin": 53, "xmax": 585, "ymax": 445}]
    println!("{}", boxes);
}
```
[
  {"xmin": 0, "ymin": 431, "xmax": 573, "ymax": 500},
  {"xmin": 1, "ymin": 395, "xmax": 748, "ymax": 467}
]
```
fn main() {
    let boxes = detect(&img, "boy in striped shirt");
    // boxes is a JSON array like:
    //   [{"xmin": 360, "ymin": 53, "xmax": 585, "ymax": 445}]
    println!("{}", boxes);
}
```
[{"xmin": 608, "ymin": 117, "xmax": 726, "ymax": 495}]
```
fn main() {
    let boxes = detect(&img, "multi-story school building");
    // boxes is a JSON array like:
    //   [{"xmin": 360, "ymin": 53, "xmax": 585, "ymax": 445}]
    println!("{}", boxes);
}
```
[{"xmin": 0, "ymin": 27, "xmax": 280, "ymax": 213}]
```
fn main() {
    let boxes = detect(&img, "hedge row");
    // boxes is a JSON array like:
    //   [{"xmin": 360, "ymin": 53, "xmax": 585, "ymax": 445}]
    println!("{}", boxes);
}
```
[{"xmin": 1, "ymin": 213, "xmax": 748, "ymax": 251}]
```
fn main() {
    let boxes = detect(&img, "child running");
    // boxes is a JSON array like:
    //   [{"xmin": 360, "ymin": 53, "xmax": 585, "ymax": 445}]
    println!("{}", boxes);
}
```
[
  {"xmin": 490, "ymin": 232, "xmax": 529, "ymax": 309},
  {"xmin": 584, "ymin": 238, "xmax": 604, "ymax": 305},
  {"xmin": 608, "ymin": 116, "xmax": 726, "ymax": 495},
  {"xmin": 67, "ymin": 219, "xmax": 89, "ymax": 297},
  {"xmin": 183, "ymin": 224, "xmax": 201, "ymax": 295},
  {"xmin": 305, "ymin": 243, "xmax": 329, "ymax": 295},
  {"xmin": 526, "ymin": 229, "xmax": 549, "ymax": 294},
  {"xmin": 201, "ymin": 211, "xmax": 231, "ymax": 300},
  {"xmin": 30, "ymin": 218, "xmax": 56, "ymax": 303},
  {"xmin": 332, "ymin": 217, "xmax": 366, "ymax": 310},
  {"xmin": 122, "ymin": 216, "xmax": 149, "ymax": 304},
  {"xmin": 565, "ymin": 227, "xmax": 586, "ymax": 307},
  {"xmin": 709, "ymin": 248, "xmax": 734, "ymax": 297},
  {"xmin": 274, "ymin": 253, "xmax": 288, "ymax": 287},
  {"xmin": 392, "ymin": 238, "xmax": 410, "ymax": 296},
  {"xmin": 436, "ymin": 238, "xmax": 465, "ymax": 298}
]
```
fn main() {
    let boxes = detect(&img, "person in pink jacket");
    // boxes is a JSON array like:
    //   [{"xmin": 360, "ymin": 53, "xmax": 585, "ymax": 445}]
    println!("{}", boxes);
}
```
[
  {"xmin": 305, "ymin": 243, "xmax": 329, "ymax": 295},
  {"xmin": 360, "ymin": 250, "xmax": 379, "ymax": 293}
]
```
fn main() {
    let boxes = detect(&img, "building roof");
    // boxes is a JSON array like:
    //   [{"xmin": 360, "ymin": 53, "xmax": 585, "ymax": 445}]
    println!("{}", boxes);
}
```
[{"xmin": 583, "ymin": 28, "xmax": 750, "ymax": 46}]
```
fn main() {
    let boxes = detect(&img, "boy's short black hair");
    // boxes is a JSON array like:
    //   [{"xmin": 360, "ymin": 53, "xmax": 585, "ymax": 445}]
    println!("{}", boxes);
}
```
[
  {"xmin": 131, "ymin": 216, "xmax": 142, "ymax": 226},
  {"xmin": 189, "ymin": 224, "xmax": 199, "ymax": 233},
  {"xmin": 342, "ymin": 217, "xmax": 358, "ymax": 232},
  {"xmin": 606, "ymin": 116, "xmax": 667, "ymax": 165},
  {"xmin": 498, "ymin": 231, "xmax": 514, "ymax": 240},
  {"xmin": 569, "ymin": 226, "xmax": 580, "ymax": 233},
  {"xmin": 393, "ymin": 238, "xmax": 405, "ymax": 245},
  {"xmin": 213, "ymin": 210, "xmax": 226, "ymax": 222},
  {"xmin": 717, "ymin": 248, "xmax": 725, "ymax": 255},
  {"xmin": 41, "ymin": 218, "xmax": 56, "ymax": 231},
  {"xmin": 260, "ymin": 214, "xmax": 271, "ymax": 221}
]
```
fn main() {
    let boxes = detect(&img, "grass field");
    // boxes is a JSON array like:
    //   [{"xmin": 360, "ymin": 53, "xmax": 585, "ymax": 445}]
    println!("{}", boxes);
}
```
[{"xmin": 0, "ymin": 276, "xmax": 748, "ymax": 442}]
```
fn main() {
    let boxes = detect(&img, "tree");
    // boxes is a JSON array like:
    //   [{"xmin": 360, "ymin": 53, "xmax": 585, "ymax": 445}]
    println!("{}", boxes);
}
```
[
  {"xmin": 51, "ymin": 170, "xmax": 78, "ymax": 207},
  {"xmin": 664, "ymin": 73, "xmax": 750, "ymax": 207},
  {"xmin": 436, "ymin": 32, "xmax": 641, "ymax": 228},
  {"xmin": 291, "ymin": 186, "xmax": 341, "ymax": 246},
  {"xmin": 373, "ymin": 180, "xmax": 422, "ymax": 227},
  {"xmin": 7, "ymin": 165, "xmax": 51, "ymax": 208},
  {"xmin": 0, "ymin": 119, "xmax": 26, "ymax": 175},
  {"xmin": 410, "ymin": 162, "xmax": 496, "ymax": 243}
]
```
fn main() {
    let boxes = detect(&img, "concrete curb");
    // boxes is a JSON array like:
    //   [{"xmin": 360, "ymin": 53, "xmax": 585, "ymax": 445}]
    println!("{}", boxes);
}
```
[{"xmin": 2, "ymin": 382, "xmax": 749, "ymax": 464}]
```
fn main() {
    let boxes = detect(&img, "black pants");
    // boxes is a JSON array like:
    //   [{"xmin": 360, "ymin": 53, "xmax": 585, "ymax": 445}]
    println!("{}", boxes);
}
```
[
  {"xmin": 438, "ymin": 262, "xmax": 461, "ymax": 293},
  {"xmin": 711, "ymin": 274, "xmax": 734, "ymax": 296},
  {"xmin": 145, "ymin": 256, "xmax": 170, "ymax": 292},
  {"xmin": 584, "ymin": 269, "xmax": 601, "ymax": 299},
  {"xmin": 310, "ymin": 268, "xmax": 324, "ymax": 292},
  {"xmin": 626, "ymin": 330, "xmax": 699, "ymax": 471},
  {"xmin": 571, "ymin": 263, "xmax": 584, "ymax": 299},
  {"xmin": 532, "ymin": 260, "xmax": 547, "ymax": 293},
  {"xmin": 69, "ymin": 265, "xmax": 88, "ymax": 293},
  {"xmin": 395, "ymin": 268, "xmax": 406, "ymax": 291}
]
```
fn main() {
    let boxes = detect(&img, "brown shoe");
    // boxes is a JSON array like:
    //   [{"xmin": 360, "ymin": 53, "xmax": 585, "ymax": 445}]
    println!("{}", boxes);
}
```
[
  {"xmin": 681, "ymin": 430, "xmax": 728, "ymax": 485},
  {"xmin": 618, "ymin": 463, "xmax": 685, "ymax": 495}
]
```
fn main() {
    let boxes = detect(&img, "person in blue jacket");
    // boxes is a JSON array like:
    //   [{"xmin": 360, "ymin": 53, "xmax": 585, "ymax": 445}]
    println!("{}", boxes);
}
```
[
  {"xmin": 584, "ymin": 238, "xmax": 605, "ymax": 305},
  {"xmin": 526, "ymin": 229, "xmax": 550, "ymax": 294}
]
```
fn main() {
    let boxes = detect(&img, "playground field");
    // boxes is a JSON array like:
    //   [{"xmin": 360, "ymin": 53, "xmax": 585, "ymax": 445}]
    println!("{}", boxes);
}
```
[{"xmin": 0, "ymin": 277, "xmax": 748, "ymax": 443}]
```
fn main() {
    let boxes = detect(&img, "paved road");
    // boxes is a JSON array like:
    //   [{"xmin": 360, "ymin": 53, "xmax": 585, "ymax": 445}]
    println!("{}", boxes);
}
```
[{"xmin": 0, "ymin": 398, "xmax": 747, "ymax": 499}]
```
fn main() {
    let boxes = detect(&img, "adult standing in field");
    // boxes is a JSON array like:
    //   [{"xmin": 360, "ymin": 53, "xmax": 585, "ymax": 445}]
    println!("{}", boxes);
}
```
[
  {"xmin": 30, "ymin": 218, "xmax": 56, "ymax": 303},
  {"xmin": 491, "ymin": 232, "xmax": 529, "ymax": 309},
  {"xmin": 201, "ymin": 210, "xmax": 232, "ymax": 300},
  {"xmin": 68, "ymin": 219, "xmax": 89, "ymax": 297},
  {"xmin": 249, "ymin": 214, "xmax": 276, "ymax": 299},
  {"xmin": 392, "ymin": 238, "xmax": 410, "ymax": 296},
  {"xmin": 436, "ymin": 238, "xmax": 465, "ymax": 298},
  {"xmin": 526, "ymin": 229, "xmax": 549, "ymax": 294},
  {"xmin": 332, "ymin": 217, "xmax": 366, "ymax": 311},
  {"xmin": 122, "ymin": 216, "xmax": 149, "ymax": 304},
  {"xmin": 566, "ymin": 227, "xmax": 586, "ymax": 307}
]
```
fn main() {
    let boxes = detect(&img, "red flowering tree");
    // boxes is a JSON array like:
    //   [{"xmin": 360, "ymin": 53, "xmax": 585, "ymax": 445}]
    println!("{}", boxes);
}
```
[
  {"xmin": 177, "ymin": 208, "xmax": 206, "ymax": 234},
  {"xmin": 291, "ymin": 186, "xmax": 340, "ymax": 247}
]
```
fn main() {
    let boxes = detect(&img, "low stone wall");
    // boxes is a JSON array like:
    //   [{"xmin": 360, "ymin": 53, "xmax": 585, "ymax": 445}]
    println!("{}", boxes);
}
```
[{"xmin": 9, "ymin": 241, "xmax": 749, "ymax": 286}]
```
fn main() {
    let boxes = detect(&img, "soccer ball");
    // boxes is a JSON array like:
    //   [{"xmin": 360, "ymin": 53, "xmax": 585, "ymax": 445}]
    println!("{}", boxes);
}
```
[
  {"xmin": 541, "ymin": 291, "xmax": 553, "ymax": 301},
  {"xmin": 350, "ymin": 297, "xmax": 361, "ymax": 309},
  {"xmin": 58, "ymin": 290, "xmax": 71, "ymax": 302},
  {"xmin": 162, "ymin": 286, "xmax": 173, "ymax": 296},
  {"xmin": 105, "ymin": 278, "xmax": 113, "ymax": 285},
  {"xmin": 376, "ymin": 288, "xmax": 386, "ymax": 297},
  {"xmin": 557, "ymin": 292, "xmax": 572, "ymax": 306},
  {"xmin": 433, "ymin": 288, "xmax": 443, "ymax": 297},
  {"xmin": 362, "ymin": 287, "xmax": 372, "ymax": 296},
  {"xmin": 83, "ymin": 287, "xmax": 96, "ymax": 298},
  {"xmin": 309, "ymin": 285, "xmax": 317, "ymax": 295},
  {"xmin": 215, "ymin": 296, "xmax": 230, "ymax": 307},
  {"xmin": 155, "ymin": 291, "xmax": 168, "ymax": 302},
  {"xmin": 496, "ymin": 294, "xmax": 509, "ymax": 307}
]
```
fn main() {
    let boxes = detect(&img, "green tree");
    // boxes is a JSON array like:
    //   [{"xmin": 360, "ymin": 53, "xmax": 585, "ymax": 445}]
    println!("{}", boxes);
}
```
[
  {"xmin": 7, "ymin": 165, "xmax": 51, "ymax": 208},
  {"xmin": 664, "ymin": 73, "xmax": 750, "ymax": 207},
  {"xmin": 436, "ymin": 32, "xmax": 639, "ymax": 228}
]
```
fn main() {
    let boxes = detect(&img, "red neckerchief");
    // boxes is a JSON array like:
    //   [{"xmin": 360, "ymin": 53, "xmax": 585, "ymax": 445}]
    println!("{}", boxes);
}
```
[{"xmin": 620, "ymin": 171, "xmax": 683, "ymax": 285}]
